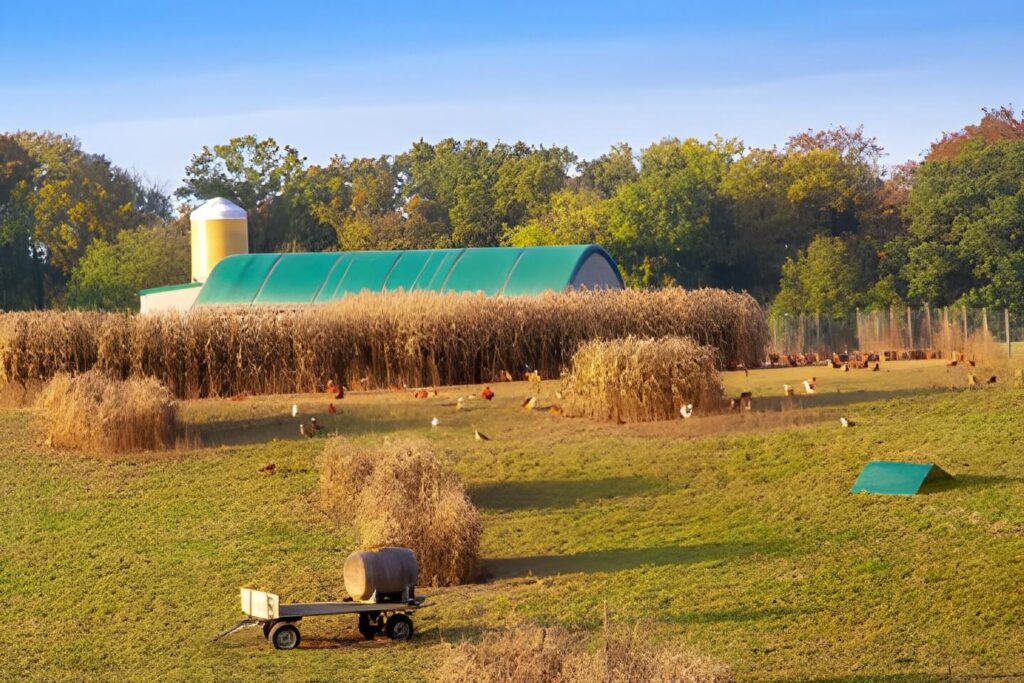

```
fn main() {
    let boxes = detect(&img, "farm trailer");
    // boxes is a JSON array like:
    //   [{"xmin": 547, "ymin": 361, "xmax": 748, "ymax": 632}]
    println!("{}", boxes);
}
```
[{"xmin": 216, "ymin": 587, "xmax": 427, "ymax": 650}]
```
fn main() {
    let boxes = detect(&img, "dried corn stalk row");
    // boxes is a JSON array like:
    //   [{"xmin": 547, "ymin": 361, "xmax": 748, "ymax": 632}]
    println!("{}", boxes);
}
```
[{"xmin": 0, "ymin": 288, "xmax": 766, "ymax": 399}]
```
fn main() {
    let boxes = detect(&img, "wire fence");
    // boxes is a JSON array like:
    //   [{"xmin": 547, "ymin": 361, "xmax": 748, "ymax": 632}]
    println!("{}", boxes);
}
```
[{"xmin": 768, "ymin": 306, "xmax": 1019, "ymax": 360}]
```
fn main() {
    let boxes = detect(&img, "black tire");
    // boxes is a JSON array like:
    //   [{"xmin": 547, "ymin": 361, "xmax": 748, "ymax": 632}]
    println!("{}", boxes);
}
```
[
  {"xmin": 269, "ymin": 622, "xmax": 301, "ymax": 650},
  {"xmin": 385, "ymin": 614, "xmax": 413, "ymax": 641},
  {"xmin": 262, "ymin": 621, "xmax": 274, "ymax": 640},
  {"xmin": 357, "ymin": 612, "xmax": 380, "ymax": 640}
]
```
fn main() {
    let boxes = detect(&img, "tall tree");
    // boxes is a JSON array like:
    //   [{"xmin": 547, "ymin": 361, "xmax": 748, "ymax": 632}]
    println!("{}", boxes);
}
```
[{"xmin": 176, "ymin": 135, "xmax": 316, "ymax": 252}]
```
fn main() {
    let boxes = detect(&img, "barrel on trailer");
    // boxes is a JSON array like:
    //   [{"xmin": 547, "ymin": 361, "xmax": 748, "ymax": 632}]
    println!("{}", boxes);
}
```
[{"xmin": 344, "ymin": 547, "xmax": 418, "ymax": 602}]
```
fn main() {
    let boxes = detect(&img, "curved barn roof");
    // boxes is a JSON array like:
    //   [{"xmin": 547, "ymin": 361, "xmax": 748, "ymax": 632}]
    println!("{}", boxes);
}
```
[{"xmin": 192, "ymin": 245, "xmax": 623, "ymax": 307}]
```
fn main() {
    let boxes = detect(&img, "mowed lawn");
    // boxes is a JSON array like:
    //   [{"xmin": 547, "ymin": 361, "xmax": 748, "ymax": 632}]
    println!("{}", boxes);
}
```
[{"xmin": 1, "ymin": 361, "xmax": 1023, "ymax": 682}]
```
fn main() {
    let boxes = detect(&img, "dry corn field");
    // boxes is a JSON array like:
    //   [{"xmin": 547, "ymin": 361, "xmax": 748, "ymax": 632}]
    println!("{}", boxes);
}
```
[
  {"xmin": 0, "ymin": 289, "xmax": 767, "ymax": 400},
  {"xmin": 561, "ymin": 336, "xmax": 723, "ymax": 422}
]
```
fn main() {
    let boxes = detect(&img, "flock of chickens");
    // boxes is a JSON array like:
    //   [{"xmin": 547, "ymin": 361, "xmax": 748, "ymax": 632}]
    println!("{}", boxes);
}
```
[{"xmin": 285, "ymin": 367, "xmax": 559, "ymax": 444}]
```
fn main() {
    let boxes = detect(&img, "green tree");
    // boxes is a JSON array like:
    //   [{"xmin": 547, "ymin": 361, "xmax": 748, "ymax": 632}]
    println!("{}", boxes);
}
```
[
  {"xmin": 574, "ymin": 143, "xmax": 638, "ymax": 197},
  {"xmin": 903, "ymin": 135, "xmax": 1024, "ymax": 310},
  {"xmin": 66, "ymin": 222, "xmax": 190, "ymax": 310},
  {"xmin": 505, "ymin": 189, "xmax": 609, "ymax": 247},
  {"xmin": 604, "ymin": 137, "xmax": 740, "ymax": 286},
  {"xmin": 176, "ymin": 135, "xmax": 321, "ymax": 252},
  {"xmin": 0, "ymin": 132, "xmax": 167, "ymax": 308},
  {"xmin": 771, "ymin": 235, "xmax": 861, "ymax": 318}
]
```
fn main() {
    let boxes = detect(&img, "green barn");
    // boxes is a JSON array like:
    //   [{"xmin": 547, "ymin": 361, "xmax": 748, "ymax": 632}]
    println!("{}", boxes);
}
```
[{"xmin": 137, "ymin": 199, "xmax": 622, "ymax": 312}]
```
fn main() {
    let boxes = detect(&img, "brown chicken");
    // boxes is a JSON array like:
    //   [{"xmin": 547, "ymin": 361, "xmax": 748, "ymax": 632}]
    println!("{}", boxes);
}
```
[{"xmin": 481, "ymin": 386, "xmax": 495, "ymax": 400}]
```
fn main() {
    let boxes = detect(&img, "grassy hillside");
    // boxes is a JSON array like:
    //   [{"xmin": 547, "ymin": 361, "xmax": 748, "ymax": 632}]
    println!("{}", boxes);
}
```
[{"xmin": 1, "ymin": 362, "xmax": 1022, "ymax": 681}]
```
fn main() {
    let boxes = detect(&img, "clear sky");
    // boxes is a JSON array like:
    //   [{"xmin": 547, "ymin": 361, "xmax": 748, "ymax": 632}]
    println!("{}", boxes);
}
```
[{"xmin": 2, "ymin": 1, "xmax": 1022, "ymax": 191}]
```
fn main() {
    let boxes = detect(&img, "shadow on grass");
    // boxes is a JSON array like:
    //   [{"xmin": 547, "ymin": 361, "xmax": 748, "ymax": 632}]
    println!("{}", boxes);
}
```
[
  {"xmin": 191, "ymin": 412, "xmax": 427, "ymax": 447},
  {"xmin": 469, "ymin": 477, "xmax": 661, "ymax": 511},
  {"xmin": 920, "ymin": 472, "xmax": 1024, "ymax": 494},
  {"xmin": 753, "ymin": 387, "xmax": 939, "ymax": 412},
  {"xmin": 484, "ymin": 542, "xmax": 755, "ymax": 579},
  {"xmin": 661, "ymin": 606, "xmax": 811, "ymax": 625},
  {"xmin": 778, "ymin": 675, "xmax": 953, "ymax": 683}
]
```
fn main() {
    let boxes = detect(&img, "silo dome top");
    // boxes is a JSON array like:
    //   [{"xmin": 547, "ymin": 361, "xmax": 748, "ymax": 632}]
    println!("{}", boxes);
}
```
[{"xmin": 190, "ymin": 197, "xmax": 246, "ymax": 220}]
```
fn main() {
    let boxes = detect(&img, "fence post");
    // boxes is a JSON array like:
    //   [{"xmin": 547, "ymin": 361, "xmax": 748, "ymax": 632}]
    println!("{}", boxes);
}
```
[
  {"xmin": 855, "ymin": 307, "xmax": 861, "ymax": 351},
  {"xmin": 906, "ymin": 306, "xmax": 913, "ymax": 351},
  {"xmin": 815, "ymin": 311, "xmax": 820, "ymax": 354},
  {"xmin": 962, "ymin": 306, "xmax": 968, "ymax": 345},
  {"xmin": 924, "ymin": 304, "xmax": 932, "ymax": 350},
  {"xmin": 1006, "ymin": 308, "xmax": 1012, "ymax": 359}
]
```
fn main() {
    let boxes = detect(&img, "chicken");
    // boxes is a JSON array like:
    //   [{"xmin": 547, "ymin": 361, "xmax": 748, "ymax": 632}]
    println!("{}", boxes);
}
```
[
  {"xmin": 231, "ymin": 393, "xmax": 245, "ymax": 401},
  {"xmin": 548, "ymin": 404, "xmax": 563, "ymax": 416},
  {"xmin": 326, "ymin": 380, "xmax": 338, "ymax": 395},
  {"xmin": 335, "ymin": 385, "xmax": 345, "ymax": 400},
  {"xmin": 500, "ymin": 370, "xmax": 513, "ymax": 382},
  {"xmin": 840, "ymin": 416, "xmax": 856, "ymax": 428},
  {"xmin": 947, "ymin": 359, "xmax": 958, "ymax": 367},
  {"xmin": 413, "ymin": 389, "xmax": 429, "ymax": 399},
  {"xmin": 740, "ymin": 391, "xmax": 752, "ymax": 411},
  {"xmin": 802, "ymin": 379, "xmax": 816, "ymax": 395},
  {"xmin": 967, "ymin": 373, "xmax": 978, "ymax": 387},
  {"xmin": 310, "ymin": 417, "xmax": 322, "ymax": 432},
  {"xmin": 474, "ymin": 430, "xmax": 490, "ymax": 441},
  {"xmin": 680, "ymin": 403, "xmax": 693, "ymax": 418},
  {"xmin": 872, "ymin": 362, "xmax": 880, "ymax": 372},
  {"xmin": 327, "ymin": 403, "xmax": 337, "ymax": 414},
  {"xmin": 291, "ymin": 404, "xmax": 298, "ymax": 417},
  {"xmin": 259, "ymin": 463, "xmax": 276, "ymax": 474},
  {"xmin": 968, "ymin": 358, "xmax": 976, "ymax": 367},
  {"xmin": 526, "ymin": 370, "xmax": 542, "ymax": 384},
  {"xmin": 843, "ymin": 362, "xmax": 850, "ymax": 372},
  {"xmin": 988, "ymin": 375, "xmax": 997, "ymax": 384},
  {"xmin": 522, "ymin": 396, "xmax": 537, "ymax": 411},
  {"xmin": 783, "ymin": 384, "xmax": 794, "ymax": 397},
  {"xmin": 431, "ymin": 417, "xmax": 440, "ymax": 428},
  {"xmin": 299, "ymin": 424, "xmax": 311, "ymax": 438},
  {"xmin": 481, "ymin": 386, "xmax": 495, "ymax": 401},
  {"xmin": 456, "ymin": 397, "xmax": 465, "ymax": 411}
]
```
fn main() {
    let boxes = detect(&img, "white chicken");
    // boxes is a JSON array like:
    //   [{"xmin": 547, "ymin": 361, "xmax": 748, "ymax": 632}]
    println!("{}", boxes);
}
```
[{"xmin": 680, "ymin": 404, "xmax": 694, "ymax": 418}]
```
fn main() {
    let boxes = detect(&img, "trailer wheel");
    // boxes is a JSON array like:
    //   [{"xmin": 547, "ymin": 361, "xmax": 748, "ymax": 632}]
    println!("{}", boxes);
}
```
[
  {"xmin": 262, "ymin": 621, "xmax": 275, "ymax": 640},
  {"xmin": 358, "ymin": 612, "xmax": 381, "ymax": 640},
  {"xmin": 385, "ymin": 614, "xmax": 413, "ymax": 641},
  {"xmin": 269, "ymin": 622, "xmax": 301, "ymax": 650}
]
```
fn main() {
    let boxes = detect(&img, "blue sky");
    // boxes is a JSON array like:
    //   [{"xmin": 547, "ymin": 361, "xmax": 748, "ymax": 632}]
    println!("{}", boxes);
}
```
[{"xmin": 2, "ymin": 1, "xmax": 1022, "ymax": 190}]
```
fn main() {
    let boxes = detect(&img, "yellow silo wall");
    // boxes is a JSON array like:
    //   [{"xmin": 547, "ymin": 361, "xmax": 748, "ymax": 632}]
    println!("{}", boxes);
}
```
[{"xmin": 190, "ymin": 216, "xmax": 248, "ymax": 282}]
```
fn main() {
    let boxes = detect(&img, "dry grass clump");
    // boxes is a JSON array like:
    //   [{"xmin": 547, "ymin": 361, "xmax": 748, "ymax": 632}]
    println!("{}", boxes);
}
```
[
  {"xmin": 0, "ymin": 288, "xmax": 767, "ymax": 399},
  {"xmin": 36, "ymin": 370, "xmax": 179, "ymax": 452},
  {"xmin": 561, "ymin": 336, "xmax": 723, "ymax": 422},
  {"xmin": 320, "ymin": 437, "xmax": 481, "ymax": 586},
  {"xmin": 434, "ymin": 622, "xmax": 733, "ymax": 683}
]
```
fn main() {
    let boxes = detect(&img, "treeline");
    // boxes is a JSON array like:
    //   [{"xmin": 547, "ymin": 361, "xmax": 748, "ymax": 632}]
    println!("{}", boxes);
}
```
[{"xmin": 2, "ymin": 106, "xmax": 1023, "ymax": 312}]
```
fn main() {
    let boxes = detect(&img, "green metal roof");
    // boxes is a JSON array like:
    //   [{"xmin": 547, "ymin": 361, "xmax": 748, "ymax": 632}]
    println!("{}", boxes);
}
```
[
  {"xmin": 193, "ymin": 245, "xmax": 622, "ymax": 307},
  {"xmin": 138, "ymin": 282, "xmax": 203, "ymax": 296}
]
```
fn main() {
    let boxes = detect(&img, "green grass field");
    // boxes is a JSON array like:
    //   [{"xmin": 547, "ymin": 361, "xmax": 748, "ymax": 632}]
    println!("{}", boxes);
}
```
[{"xmin": 2, "ymin": 359, "xmax": 1023, "ymax": 682}]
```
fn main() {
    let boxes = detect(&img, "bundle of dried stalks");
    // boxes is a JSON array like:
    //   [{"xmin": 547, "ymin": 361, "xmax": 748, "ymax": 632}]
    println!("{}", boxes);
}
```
[
  {"xmin": 320, "ymin": 437, "xmax": 481, "ymax": 586},
  {"xmin": 36, "ymin": 370, "xmax": 179, "ymax": 452},
  {"xmin": 435, "ymin": 622, "xmax": 734, "ymax": 683},
  {"xmin": 561, "ymin": 335, "xmax": 723, "ymax": 422}
]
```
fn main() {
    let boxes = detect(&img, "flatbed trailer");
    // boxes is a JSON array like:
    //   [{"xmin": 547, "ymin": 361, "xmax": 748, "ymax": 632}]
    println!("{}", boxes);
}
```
[{"xmin": 215, "ymin": 587, "xmax": 427, "ymax": 649}]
